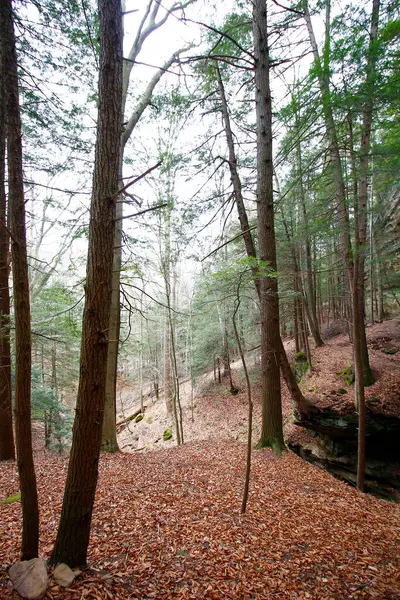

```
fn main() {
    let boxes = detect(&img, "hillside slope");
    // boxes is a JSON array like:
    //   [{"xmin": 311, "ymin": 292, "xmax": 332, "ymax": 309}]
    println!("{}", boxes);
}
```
[{"xmin": 1, "ymin": 442, "xmax": 400, "ymax": 599}]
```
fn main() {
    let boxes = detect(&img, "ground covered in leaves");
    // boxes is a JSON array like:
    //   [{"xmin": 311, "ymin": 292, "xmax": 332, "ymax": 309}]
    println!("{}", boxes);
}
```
[
  {"xmin": 1, "ymin": 442, "xmax": 400, "ymax": 599},
  {"xmin": 1, "ymin": 320, "xmax": 400, "ymax": 599}
]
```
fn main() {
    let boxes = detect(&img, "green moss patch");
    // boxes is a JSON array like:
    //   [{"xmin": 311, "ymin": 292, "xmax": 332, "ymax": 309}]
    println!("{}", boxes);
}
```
[
  {"xmin": 291, "ymin": 352, "xmax": 309, "ymax": 382},
  {"xmin": 163, "ymin": 428, "xmax": 173, "ymax": 441},
  {"xmin": 337, "ymin": 364, "xmax": 355, "ymax": 386},
  {"xmin": 1, "ymin": 492, "xmax": 21, "ymax": 504}
]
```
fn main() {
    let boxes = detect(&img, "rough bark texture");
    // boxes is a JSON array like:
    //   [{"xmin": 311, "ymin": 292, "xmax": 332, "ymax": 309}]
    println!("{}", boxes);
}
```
[
  {"xmin": 0, "ymin": 42, "xmax": 14, "ymax": 462},
  {"xmin": 294, "ymin": 109, "xmax": 323, "ymax": 347},
  {"xmin": 0, "ymin": 0, "xmax": 39, "ymax": 558},
  {"xmin": 355, "ymin": 0, "xmax": 380, "ymax": 488},
  {"xmin": 101, "ymin": 210, "xmax": 121, "ymax": 452},
  {"xmin": 216, "ymin": 61, "xmax": 308, "ymax": 415},
  {"xmin": 50, "ymin": 0, "xmax": 123, "ymax": 567},
  {"xmin": 303, "ymin": 0, "xmax": 372, "ymax": 386},
  {"xmin": 356, "ymin": 0, "xmax": 380, "ymax": 387},
  {"xmin": 253, "ymin": 0, "xmax": 284, "ymax": 454},
  {"xmin": 101, "ymin": 12, "xmax": 186, "ymax": 450}
]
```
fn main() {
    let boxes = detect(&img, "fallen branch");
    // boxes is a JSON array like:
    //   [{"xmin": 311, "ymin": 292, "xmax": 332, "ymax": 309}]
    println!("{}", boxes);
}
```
[{"xmin": 116, "ymin": 407, "xmax": 146, "ymax": 432}]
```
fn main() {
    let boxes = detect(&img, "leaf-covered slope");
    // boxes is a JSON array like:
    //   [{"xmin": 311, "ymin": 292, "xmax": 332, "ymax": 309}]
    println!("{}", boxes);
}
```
[{"xmin": 1, "ymin": 442, "xmax": 400, "ymax": 599}]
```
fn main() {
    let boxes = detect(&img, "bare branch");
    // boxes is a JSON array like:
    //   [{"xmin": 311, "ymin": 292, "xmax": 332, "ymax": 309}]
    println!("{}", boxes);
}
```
[
  {"xmin": 116, "ymin": 203, "xmax": 167, "ymax": 222},
  {"xmin": 201, "ymin": 226, "xmax": 257, "ymax": 262},
  {"xmin": 110, "ymin": 161, "xmax": 162, "ymax": 201}
]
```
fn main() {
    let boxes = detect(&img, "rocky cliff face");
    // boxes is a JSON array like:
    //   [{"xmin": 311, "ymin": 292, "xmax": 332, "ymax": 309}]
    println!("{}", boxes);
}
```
[{"xmin": 290, "ymin": 405, "xmax": 400, "ymax": 500}]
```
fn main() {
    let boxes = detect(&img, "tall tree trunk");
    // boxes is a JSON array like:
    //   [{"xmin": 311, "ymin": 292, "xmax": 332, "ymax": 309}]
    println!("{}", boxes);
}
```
[
  {"xmin": 162, "ymin": 207, "xmax": 173, "ymax": 415},
  {"xmin": 0, "ymin": 43, "xmax": 14, "ymax": 461},
  {"xmin": 217, "ymin": 58, "xmax": 308, "ymax": 415},
  {"xmin": 303, "ymin": 0, "xmax": 372, "ymax": 386},
  {"xmin": 355, "ymin": 0, "xmax": 380, "ymax": 490},
  {"xmin": 294, "ymin": 103, "xmax": 323, "ymax": 347},
  {"xmin": 253, "ymin": 0, "xmax": 284, "ymax": 453},
  {"xmin": 1, "ymin": 0, "xmax": 39, "ymax": 558},
  {"xmin": 50, "ymin": 0, "xmax": 123, "ymax": 567},
  {"xmin": 355, "ymin": 0, "xmax": 380, "ymax": 388},
  {"xmin": 101, "ymin": 21, "xmax": 189, "ymax": 450},
  {"xmin": 101, "ymin": 168, "xmax": 122, "ymax": 452}
]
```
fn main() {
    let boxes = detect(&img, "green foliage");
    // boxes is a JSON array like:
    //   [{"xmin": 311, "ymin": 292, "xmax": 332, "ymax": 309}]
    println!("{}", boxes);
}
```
[
  {"xmin": 30, "ymin": 366, "xmax": 73, "ymax": 453},
  {"xmin": 338, "ymin": 364, "xmax": 355, "ymax": 386},
  {"xmin": 1, "ymin": 492, "xmax": 21, "ymax": 504},
  {"xmin": 380, "ymin": 19, "xmax": 400, "ymax": 42},
  {"xmin": 163, "ymin": 428, "xmax": 173, "ymax": 441},
  {"xmin": 135, "ymin": 414, "xmax": 144, "ymax": 423},
  {"xmin": 291, "ymin": 353, "xmax": 309, "ymax": 383}
]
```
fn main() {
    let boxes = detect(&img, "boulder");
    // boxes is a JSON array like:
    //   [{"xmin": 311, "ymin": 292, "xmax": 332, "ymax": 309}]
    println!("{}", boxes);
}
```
[
  {"xmin": 53, "ymin": 563, "xmax": 76, "ymax": 587},
  {"xmin": 9, "ymin": 558, "xmax": 48, "ymax": 600}
]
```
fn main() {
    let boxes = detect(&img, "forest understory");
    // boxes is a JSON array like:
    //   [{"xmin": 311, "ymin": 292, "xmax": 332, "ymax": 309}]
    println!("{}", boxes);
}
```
[{"xmin": 1, "ymin": 320, "xmax": 400, "ymax": 600}]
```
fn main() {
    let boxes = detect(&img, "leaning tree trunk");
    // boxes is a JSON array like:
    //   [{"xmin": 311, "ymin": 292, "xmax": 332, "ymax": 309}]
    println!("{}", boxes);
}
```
[
  {"xmin": 0, "ymin": 44, "xmax": 14, "ymax": 462},
  {"xmin": 50, "ymin": 0, "xmax": 123, "ymax": 567},
  {"xmin": 0, "ymin": 0, "xmax": 39, "ymax": 558},
  {"xmin": 253, "ymin": 0, "xmax": 284, "ymax": 454},
  {"xmin": 216, "ymin": 58, "xmax": 309, "ymax": 415}
]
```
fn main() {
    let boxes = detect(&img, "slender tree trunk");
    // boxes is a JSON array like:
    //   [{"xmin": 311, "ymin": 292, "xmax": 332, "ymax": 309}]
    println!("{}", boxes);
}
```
[
  {"xmin": 233, "ymin": 294, "xmax": 253, "ymax": 514},
  {"xmin": 355, "ymin": 0, "xmax": 380, "ymax": 489},
  {"xmin": 303, "ymin": 0, "xmax": 372, "ymax": 386},
  {"xmin": 217, "ymin": 58, "xmax": 307, "ymax": 414},
  {"xmin": 253, "ymin": 0, "xmax": 284, "ymax": 453},
  {"xmin": 355, "ymin": 0, "xmax": 380, "ymax": 387},
  {"xmin": 369, "ymin": 211, "xmax": 375, "ymax": 323},
  {"xmin": 0, "ymin": 45, "xmax": 14, "ymax": 461},
  {"xmin": 101, "ymin": 201, "xmax": 121, "ymax": 452},
  {"xmin": 163, "ymin": 208, "xmax": 173, "ymax": 415},
  {"xmin": 166, "ymin": 264, "xmax": 183, "ymax": 445},
  {"xmin": 50, "ymin": 0, "xmax": 123, "ymax": 566},
  {"xmin": 102, "ymin": 15, "xmax": 188, "ymax": 449},
  {"xmin": 294, "ymin": 105, "xmax": 323, "ymax": 347},
  {"xmin": 1, "ymin": 0, "xmax": 39, "ymax": 558}
]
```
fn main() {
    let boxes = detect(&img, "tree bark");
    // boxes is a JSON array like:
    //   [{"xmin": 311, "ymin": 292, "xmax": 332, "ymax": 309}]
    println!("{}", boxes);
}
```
[
  {"xmin": 101, "ymin": 5, "xmax": 192, "ymax": 450},
  {"xmin": 355, "ymin": 0, "xmax": 380, "ymax": 489},
  {"xmin": 50, "ymin": 0, "xmax": 123, "ymax": 567},
  {"xmin": 253, "ymin": 0, "xmax": 284, "ymax": 453},
  {"xmin": 0, "ymin": 41, "xmax": 14, "ymax": 462},
  {"xmin": 294, "ymin": 105, "xmax": 323, "ymax": 347},
  {"xmin": 216, "ymin": 58, "xmax": 308, "ymax": 415},
  {"xmin": 356, "ymin": 0, "xmax": 380, "ymax": 388},
  {"xmin": 232, "ymin": 294, "xmax": 253, "ymax": 515},
  {"xmin": 0, "ymin": 0, "xmax": 39, "ymax": 558}
]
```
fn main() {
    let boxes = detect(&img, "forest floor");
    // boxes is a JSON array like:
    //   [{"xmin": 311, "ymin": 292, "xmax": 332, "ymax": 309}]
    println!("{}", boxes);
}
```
[
  {"xmin": 1, "ymin": 320, "xmax": 400, "ymax": 599},
  {"xmin": 117, "ymin": 318, "xmax": 400, "ymax": 453}
]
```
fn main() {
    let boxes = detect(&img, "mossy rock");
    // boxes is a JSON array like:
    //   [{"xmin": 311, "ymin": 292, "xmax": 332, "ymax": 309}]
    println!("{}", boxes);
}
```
[
  {"xmin": 135, "ymin": 414, "xmax": 144, "ymax": 423},
  {"xmin": 291, "ymin": 352, "xmax": 309, "ymax": 382},
  {"xmin": 337, "ymin": 364, "xmax": 355, "ymax": 386},
  {"xmin": 163, "ymin": 428, "xmax": 173, "ymax": 441}
]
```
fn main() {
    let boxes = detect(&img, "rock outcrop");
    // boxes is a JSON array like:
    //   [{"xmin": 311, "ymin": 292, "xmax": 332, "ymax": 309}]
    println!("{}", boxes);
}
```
[
  {"xmin": 9, "ymin": 558, "xmax": 48, "ymax": 600},
  {"xmin": 290, "ymin": 404, "xmax": 400, "ymax": 500}
]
